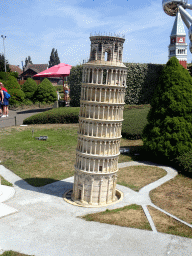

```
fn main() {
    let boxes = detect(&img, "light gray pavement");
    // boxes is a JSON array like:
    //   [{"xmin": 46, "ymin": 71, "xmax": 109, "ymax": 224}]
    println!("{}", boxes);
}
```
[
  {"xmin": 0, "ymin": 161, "xmax": 192, "ymax": 256},
  {"xmin": 0, "ymin": 108, "xmax": 52, "ymax": 128}
]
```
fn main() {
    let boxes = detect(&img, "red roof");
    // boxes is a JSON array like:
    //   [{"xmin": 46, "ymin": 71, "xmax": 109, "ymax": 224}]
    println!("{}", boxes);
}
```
[{"xmin": 9, "ymin": 65, "xmax": 23, "ymax": 75}]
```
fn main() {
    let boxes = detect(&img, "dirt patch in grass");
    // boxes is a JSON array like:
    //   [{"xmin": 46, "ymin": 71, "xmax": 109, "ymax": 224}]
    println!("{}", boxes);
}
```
[
  {"xmin": 82, "ymin": 204, "xmax": 151, "ymax": 231},
  {"xmin": 117, "ymin": 166, "xmax": 167, "ymax": 191},
  {"xmin": 150, "ymin": 175, "xmax": 192, "ymax": 224},
  {"xmin": 148, "ymin": 206, "xmax": 192, "ymax": 238}
]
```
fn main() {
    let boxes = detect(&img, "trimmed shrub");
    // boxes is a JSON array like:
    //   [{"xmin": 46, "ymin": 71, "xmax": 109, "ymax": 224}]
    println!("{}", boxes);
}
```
[
  {"xmin": 68, "ymin": 65, "xmax": 82, "ymax": 107},
  {"xmin": 174, "ymin": 150, "xmax": 192, "ymax": 175},
  {"xmin": 34, "ymin": 78, "xmax": 57, "ymax": 103},
  {"xmin": 0, "ymin": 72, "xmax": 9, "ymax": 81},
  {"xmin": 122, "ymin": 105, "xmax": 150, "ymax": 139},
  {"xmin": 6, "ymin": 76, "xmax": 21, "ymax": 90},
  {"xmin": 22, "ymin": 78, "xmax": 38, "ymax": 100},
  {"xmin": 142, "ymin": 57, "xmax": 192, "ymax": 162},
  {"xmin": 8, "ymin": 88, "xmax": 25, "ymax": 105},
  {"xmin": 23, "ymin": 107, "xmax": 79, "ymax": 124},
  {"xmin": 10, "ymin": 72, "xmax": 19, "ymax": 78}
]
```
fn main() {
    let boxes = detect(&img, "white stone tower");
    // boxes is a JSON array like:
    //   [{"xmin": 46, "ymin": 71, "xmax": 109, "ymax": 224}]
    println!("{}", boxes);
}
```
[
  {"xmin": 169, "ymin": 10, "xmax": 187, "ymax": 68},
  {"xmin": 72, "ymin": 34, "xmax": 127, "ymax": 206}
]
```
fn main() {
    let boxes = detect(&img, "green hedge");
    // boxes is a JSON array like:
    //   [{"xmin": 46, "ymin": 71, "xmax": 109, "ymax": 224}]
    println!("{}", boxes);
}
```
[
  {"xmin": 125, "ymin": 63, "xmax": 164, "ymax": 105},
  {"xmin": 23, "ymin": 107, "xmax": 80, "ymax": 124},
  {"xmin": 122, "ymin": 105, "xmax": 150, "ymax": 139},
  {"xmin": 23, "ymin": 105, "xmax": 150, "ymax": 139}
]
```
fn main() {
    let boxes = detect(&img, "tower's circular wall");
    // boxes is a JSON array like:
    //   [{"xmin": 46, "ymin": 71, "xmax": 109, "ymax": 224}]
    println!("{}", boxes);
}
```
[{"xmin": 72, "ymin": 35, "xmax": 127, "ymax": 206}]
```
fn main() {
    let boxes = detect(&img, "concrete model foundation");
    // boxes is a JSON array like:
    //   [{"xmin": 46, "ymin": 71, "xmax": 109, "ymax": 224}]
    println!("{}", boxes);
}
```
[{"xmin": 72, "ymin": 34, "xmax": 127, "ymax": 206}]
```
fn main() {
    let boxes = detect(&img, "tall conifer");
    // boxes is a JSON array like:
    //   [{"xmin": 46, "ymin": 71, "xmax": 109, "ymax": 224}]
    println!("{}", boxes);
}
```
[
  {"xmin": 142, "ymin": 57, "xmax": 192, "ymax": 161},
  {"xmin": 48, "ymin": 48, "xmax": 60, "ymax": 68}
]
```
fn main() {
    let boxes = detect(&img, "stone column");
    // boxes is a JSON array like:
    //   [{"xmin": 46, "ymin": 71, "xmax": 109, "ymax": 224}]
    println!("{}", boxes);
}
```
[
  {"xmin": 96, "ymin": 69, "xmax": 99, "ymax": 84},
  {"xmin": 88, "ymin": 69, "xmax": 90, "ymax": 83},
  {"xmin": 89, "ymin": 177, "xmax": 94, "ymax": 204},
  {"xmin": 91, "ymin": 69, "xmax": 94, "ymax": 83},
  {"xmin": 99, "ymin": 178, "xmax": 103, "ymax": 205},
  {"xmin": 81, "ymin": 178, "xmax": 85, "ymax": 202},
  {"xmin": 101, "ymin": 69, "xmax": 103, "ymax": 84},
  {"xmin": 104, "ymin": 89, "xmax": 107, "ymax": 102},
  {"xmin": 106, "ymin": 177, "xmax": 112, "ymax": 203},
  {"xmin": 112, "ymin": 175, "xmax": 117, "ymax": 202}
]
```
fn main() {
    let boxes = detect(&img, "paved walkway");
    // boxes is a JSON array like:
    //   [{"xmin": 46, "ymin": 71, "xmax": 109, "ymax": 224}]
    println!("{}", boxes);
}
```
[
  {"xmin": 0, "ymin": 161, "xmax": 192, "ymax": 255},
  {"xmin": 0, "ymin": 108, "xmax": 52, "ymax": 128}
]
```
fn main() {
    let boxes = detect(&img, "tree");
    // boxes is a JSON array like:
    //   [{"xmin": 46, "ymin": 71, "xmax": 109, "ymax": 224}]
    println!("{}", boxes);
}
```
[
  {"xmin": 22, "ymin": 78, "xmax": 38, "ymax": 101},
  {"xmin": 142, "ymin": 57, "xmax": 192, "ymax": 163},
  {"xmin": 68, "ymin": 65, "xmax": 83, "ymax": 107},
  {"xmin": 34, "ymin": 78, "xmax": 57, "ymax": 103},
  {"xmin": 0, "ymin": 54, "xmax": 10, "ymax": 72},
  {"xmin": 25, "ymin": 56, "xmax": 33, "ymax": 67},
  {"xmin": 48, "ymin": 48, "xmax": 60, "ymax": 68},
  {"xmin": 5, "ymin": 76, "xmax": 25, "ymax": 105}
]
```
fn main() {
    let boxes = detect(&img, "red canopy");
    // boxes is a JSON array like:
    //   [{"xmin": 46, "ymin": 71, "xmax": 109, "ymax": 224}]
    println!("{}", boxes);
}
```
[
  {"xmin": 33, "ymin": 63, "xmax": 72, "ymax": 102},
  {"xmin": 33, "ymin": 63, "xmax": 72, "ymax": 78}
]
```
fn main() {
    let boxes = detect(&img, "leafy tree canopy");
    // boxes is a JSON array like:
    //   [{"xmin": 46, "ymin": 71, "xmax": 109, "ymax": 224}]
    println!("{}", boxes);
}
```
[
  {"xmin": 35, "ymin": 78, "xmax": 57, "ymax": 103},
  {"xmin": 48, "ymin": 48, "xmax": 60, "ymax": 68},
  {"xmin": 22, "ymin": 78, "xmax": 38, "ymax": 100},
  {"xmin": 0, "ymin": 54, "xmax": 10, "ymax": 72},
  {"xmin": 68, "ymin": 65, "xmax": 83, "ymax": 107},
  {"xmin": 25, "ymin": 56, "xmax": 33, "ymax": 67},
  {"xmin": 142, "ymin": 57, "xmax": 192, "ymax": 162}
]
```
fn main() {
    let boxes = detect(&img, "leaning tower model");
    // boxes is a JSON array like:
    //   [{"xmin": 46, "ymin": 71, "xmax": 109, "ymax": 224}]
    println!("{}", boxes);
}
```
[{"xmin": 72, "ymin": 34, "xmax": 127, "ymax": 206}]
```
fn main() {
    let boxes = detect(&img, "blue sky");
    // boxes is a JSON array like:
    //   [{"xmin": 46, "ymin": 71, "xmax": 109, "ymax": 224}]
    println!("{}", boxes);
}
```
[{"xmin": 1, "ymin": 0, "xmax": 192, "ymax": 68}]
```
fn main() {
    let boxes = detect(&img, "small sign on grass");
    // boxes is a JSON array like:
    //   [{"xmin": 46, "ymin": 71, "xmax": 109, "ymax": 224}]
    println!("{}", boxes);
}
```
[{"xmin": 35, "ymin": 136, "xmax": 48, "ymax": 141}]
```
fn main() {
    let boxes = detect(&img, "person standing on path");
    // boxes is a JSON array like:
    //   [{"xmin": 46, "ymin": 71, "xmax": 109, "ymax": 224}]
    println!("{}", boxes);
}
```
[
  {"xmin": 0, "ymin": 84, "xmax": 4, "ymax": 117},
  {"xmin": 0, "ymin": 82, "xmax": 8, "ymax": 117}
]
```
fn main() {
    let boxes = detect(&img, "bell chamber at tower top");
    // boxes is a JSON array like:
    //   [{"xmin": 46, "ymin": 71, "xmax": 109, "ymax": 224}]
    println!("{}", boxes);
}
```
[{"xmin": 89, "ymin": 35, "xmax": 125, "ymax": 63}]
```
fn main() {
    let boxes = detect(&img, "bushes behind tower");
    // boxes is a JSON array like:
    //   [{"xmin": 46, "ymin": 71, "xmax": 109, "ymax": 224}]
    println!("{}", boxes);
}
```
[
  {"xmin": 34, "ymin": 78, "xmax": 57, "ymax": 103},
  {"xmin": 68, "ymin": 65, "xmax": 83, "ymax": 107},
  {"xmin": 22, "ymin": 78, "xmax": 38, "ymax": 101},
  {"xmin": 142, "ymin": 57, "xmax": 192, "ymax": 165},
  {"xmin": 4, "ymin": 76, "xmax": 25, "ymax": 105}
]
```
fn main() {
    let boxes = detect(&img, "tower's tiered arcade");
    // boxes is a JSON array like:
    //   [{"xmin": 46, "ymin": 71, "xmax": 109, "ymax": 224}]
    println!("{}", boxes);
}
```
[{"xmin": 72, "ymin": 34, "xmax": 127, "ymax": 206}]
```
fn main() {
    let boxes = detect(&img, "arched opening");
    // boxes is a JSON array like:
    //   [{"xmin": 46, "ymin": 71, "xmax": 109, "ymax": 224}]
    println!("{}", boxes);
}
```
[
  {"xmin": 119, "ymin": 50, "xmax": 122, "ymax": 62},
  {"xmin": 98, "ymin": 43, "xmax": 102, "ymax": 52},
  {"xmin": 91, "ymin": 49, "xmax": 96, "ymax": 60},
  {"xmin": 90, "ymin": 69, "xmax": 92, "ymax": 83},
  {"xmin": 104, "ymin": 49, "xmax": 111, "ymax": 61},
  {"xmin": 115, "ymin": 43, "xmax": 118, "ymax": 52},
  {"xmin": 105, "ymin": 52, "xmax": 108, "ymax": 61}
]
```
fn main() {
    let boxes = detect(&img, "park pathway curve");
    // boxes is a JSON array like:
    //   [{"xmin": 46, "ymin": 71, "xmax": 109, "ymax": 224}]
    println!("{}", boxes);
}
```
[{"xmin": 0, "ymin": 161, "xmax": 192, "ymax": 256}]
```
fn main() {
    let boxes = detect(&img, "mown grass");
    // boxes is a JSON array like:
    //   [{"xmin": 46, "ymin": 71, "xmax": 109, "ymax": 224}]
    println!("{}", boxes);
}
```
[
  {"xmin": 23, "ymin": 105, "xmax": 150, "ymax": 140},
  {"xmin": 82, "ymin": 204, "xmax": 152, "ymax": 231},
  {"xmin": 117, "ymin": 166, "xmax": 167, "ymax": 191},
  {"xmin": 0, "ymin": 124, "xmax": 78, "ymax": 187},
  {"xmin": 150, "ymin": 174, "xmax": 192, "ymax": 225},
  {"xmin": 0, "ymin": 176, "xmax": 13, "ymax": 186},
  {"xmin": 122, "ymin": 104, "xmax": 150, "ymax": 139},
  {"xmin": 148, "ymin": 206, "xmax": 192, "ymax": 239},
  {"xmin": 1, "ymin": 251, "xmax": 33, "ymax": 256}
]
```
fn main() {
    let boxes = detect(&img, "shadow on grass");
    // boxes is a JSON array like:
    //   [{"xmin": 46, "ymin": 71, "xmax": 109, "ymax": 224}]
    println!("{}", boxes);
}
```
[
  {"xmin": 120, "ymin": 145, "xmax": 148, "ymax": 162},
  {"xmin": 14, "ymin": 177, "xmax": 73, "ymax": 198},
  {"xmin": 16, "ymin": 108, "xmax": 52, "ymax": 115}
]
